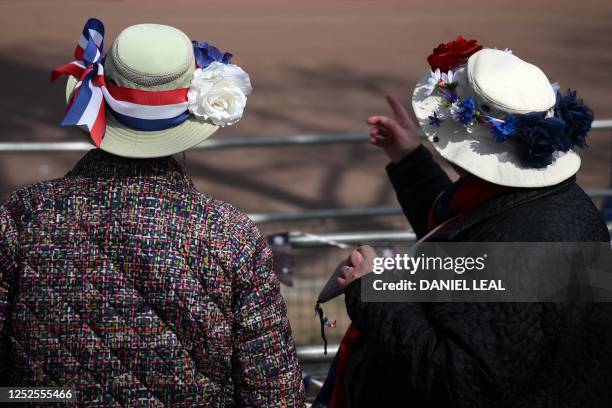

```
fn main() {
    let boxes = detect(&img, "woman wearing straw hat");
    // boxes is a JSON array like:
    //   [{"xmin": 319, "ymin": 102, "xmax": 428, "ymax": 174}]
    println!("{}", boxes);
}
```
[
  {"xmin": 0, "ymin": 19, "xmax": 304, "ymax": 406},
  {"xmin": 330, "ymin": 38, "xmax": 612, "ymax": 407}
]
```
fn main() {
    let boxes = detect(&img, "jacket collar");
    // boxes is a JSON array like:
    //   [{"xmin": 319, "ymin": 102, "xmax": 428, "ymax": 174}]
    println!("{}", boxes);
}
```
[
  {"xmin": 437, "ymin": 176, "xmax": 576, "ymax": 240},
  {"xmin": 66, "ymin": 149, "xmax": 194, "ymax": 188}
]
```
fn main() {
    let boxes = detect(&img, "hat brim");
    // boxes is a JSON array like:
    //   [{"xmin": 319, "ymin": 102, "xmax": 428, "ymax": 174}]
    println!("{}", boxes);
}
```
[
  {"xmin": 66, "ymin": 76, "xmax": 219, "ymax": 158},
  {"xmin": 411, "ymin": 73, "xmax": 581, "ymax": 188}
]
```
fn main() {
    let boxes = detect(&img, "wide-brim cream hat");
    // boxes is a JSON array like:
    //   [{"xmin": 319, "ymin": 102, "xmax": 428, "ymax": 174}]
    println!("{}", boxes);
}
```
[
  {"xmin": 56, "ymin": 19, "xmax": 251, "ymax": 158},
  {"xmin": 412, "ymin": 45, "xmax": 586, "ymax": 188}
]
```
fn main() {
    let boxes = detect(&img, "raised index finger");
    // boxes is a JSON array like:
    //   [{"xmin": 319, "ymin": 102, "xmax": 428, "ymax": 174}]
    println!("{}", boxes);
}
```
[{"xmin": 386, "ymin": 94, "xmax": 415, "ymax": 130}]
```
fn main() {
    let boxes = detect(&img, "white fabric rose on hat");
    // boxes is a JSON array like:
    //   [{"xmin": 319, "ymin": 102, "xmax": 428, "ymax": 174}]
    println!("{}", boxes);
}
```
[{"xmin": 188, "ymin": 61, "xmax": 252, "ymax": 127}]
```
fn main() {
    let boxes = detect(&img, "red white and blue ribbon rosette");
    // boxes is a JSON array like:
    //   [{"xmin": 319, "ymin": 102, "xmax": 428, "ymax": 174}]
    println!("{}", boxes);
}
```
[{"xmin": 51, "ymin": 18, "xmax": 251, "ymax": 147}]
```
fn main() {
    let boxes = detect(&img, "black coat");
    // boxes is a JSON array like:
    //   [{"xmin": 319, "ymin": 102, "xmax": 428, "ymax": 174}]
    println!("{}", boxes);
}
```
[{"xmin": 344, "ymin": 145, "xmax": 612, "ymax": 407}]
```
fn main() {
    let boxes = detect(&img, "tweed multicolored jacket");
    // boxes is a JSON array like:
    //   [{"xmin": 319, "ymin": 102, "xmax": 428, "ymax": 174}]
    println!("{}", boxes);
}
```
[{"xmin": 0, "ymin": 149, "xmax": 305, "ymax": 407}]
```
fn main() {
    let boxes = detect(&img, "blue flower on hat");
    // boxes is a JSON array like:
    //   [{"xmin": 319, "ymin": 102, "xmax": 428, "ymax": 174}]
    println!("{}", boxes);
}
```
[
  {"xmin": 554, "ymin": 89, "xmax": 593, "ymax": 149},
  {"xmin": 193, "ymin": 41, "xmax": 233, "ymax": 68},
  {"xmin": 456, "ymin": 97, "xmax": 476, "ymax": 126},
  {"xmin": 515, "ymin": 113, "xmax": 566, "ymax": 168},
  {"xmin": 440, "ymin": 88, "xmax": 459, "ymax": 105},
  {"xmin": 491, "ymin": 115, "xmax": 517, "ymax": 142},
  {"xmin": 428, "ymin": 112, "xmax": 443, "ymax": 127}
]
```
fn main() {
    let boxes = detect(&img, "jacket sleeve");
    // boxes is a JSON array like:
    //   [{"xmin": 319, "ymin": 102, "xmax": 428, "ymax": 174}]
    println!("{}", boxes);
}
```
[
  {"xmin": 0, "ymin": 204, "xmax": 18, "ymax": 385},
  {"xmin": 230, "ymin": 217, "xmax": 304, "ymax": 407},
  {"xmin": 386, "ymin": 145, "xmax": 452, "ymax": 238}
]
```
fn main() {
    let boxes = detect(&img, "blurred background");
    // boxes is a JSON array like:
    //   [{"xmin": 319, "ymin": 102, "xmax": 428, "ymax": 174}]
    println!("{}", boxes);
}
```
[{"xmin": 1, "ymin": 0, "xmax": 611, "ymax": 379}]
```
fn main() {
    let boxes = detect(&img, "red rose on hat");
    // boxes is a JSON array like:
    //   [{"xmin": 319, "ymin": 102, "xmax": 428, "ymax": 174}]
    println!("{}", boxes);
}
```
[{"xmin": 427, "ymin": 36, "xmax": 483, "ymax": 72}]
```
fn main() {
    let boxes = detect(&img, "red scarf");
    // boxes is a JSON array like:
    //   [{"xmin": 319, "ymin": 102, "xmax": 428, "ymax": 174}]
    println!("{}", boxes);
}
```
[
  {"xmin": 328, "ymin": 324, "xmax": 362, "ymax": 407},
  {"xmin": 328, "ymin": 175, "xmax": 508, "ymax": 407},
  {"xmin": 427, "ymin": 175, "xmax": 509, "ymax": 230}
]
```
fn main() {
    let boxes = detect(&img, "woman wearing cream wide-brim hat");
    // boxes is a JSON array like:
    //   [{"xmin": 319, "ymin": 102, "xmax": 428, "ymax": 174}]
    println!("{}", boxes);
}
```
[
  {"xmin": 0, "ymin": 18, "xmax": 304, "ymax": 406},
  {"xmin": 329, "ymin": 37, "xmax": 612, "ymax": 407}
]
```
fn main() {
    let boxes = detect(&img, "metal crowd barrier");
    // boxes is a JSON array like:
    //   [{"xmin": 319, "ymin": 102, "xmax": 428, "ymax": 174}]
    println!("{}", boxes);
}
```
[
  {"xmin": 287, "ymin": 223, "xmax": 612, "ymax": 248},
  {"xmin": 297, "ymin": 344, "xmax": 339, "ymax": 363},
  {"xmin": 248, "ymin": 187, "xmax": 612, "ymax": 223},
  {"xmin": 0, "ymin": 133, "xmax": 369, "ymax": 152},
  {"xmin": 0, "ymin": 119, "xmax": 610, "ymax": 152},
  {"xmin": 1, "ymin": 123, "xmax": 610, "ymax": 231}
]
